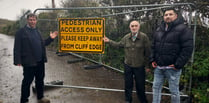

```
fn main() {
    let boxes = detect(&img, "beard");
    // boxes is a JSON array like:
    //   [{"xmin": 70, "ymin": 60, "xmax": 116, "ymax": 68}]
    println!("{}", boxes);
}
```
[
  {"xmin": 165, "ymin": 18, "xmax": 172, "ymax": 23},
  {"xmin": 166, "ymin": 22, "xmax": 172, "ymax": 25},
  {"xmin": 164, "ymin": 18, "xmax": 173, "ymax": 26}
]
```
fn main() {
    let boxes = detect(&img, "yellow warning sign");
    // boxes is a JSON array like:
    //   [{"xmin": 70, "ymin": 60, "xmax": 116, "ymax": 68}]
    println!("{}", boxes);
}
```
[{"xmin": 58, "ymin": 18, "xmax": 105, "ymax": 53}]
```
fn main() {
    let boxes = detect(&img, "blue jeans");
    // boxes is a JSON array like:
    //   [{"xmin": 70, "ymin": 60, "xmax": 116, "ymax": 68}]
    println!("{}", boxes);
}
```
[{"xmin": 152, "ymin": 67, "xmax": 182, "ymax": 103}]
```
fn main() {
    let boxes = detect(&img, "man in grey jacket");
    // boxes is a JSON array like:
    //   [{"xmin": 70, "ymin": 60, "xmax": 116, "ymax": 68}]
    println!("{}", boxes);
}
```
[{"xmin": 104, "ymin": 20, "xmax": 150, "ymax": 103}]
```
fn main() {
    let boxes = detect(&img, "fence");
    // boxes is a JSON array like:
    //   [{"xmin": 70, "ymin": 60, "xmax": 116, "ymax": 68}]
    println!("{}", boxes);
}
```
[{"xmin": 21, "ymin": 2, "xmax": 196, "ymax": 101}]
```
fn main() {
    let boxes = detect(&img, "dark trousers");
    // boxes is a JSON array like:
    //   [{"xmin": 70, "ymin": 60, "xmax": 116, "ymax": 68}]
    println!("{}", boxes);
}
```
[
  {"xmin": 124, "ymin": 64, "xmax": 148, "ymax": 103},
  {"xmin": 20, "ymin": 62, "xmax": 45, "ymax": 103}
]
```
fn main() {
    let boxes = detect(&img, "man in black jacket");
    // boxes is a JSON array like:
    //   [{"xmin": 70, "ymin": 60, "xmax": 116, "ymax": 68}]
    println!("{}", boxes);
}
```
[
  {"xmin": 150, "ymin": 8, "xmax": 193, "ymax": 103},
  {"xmin": 13, "ymin": 13, "xmax": 58, "ymax": 103}
]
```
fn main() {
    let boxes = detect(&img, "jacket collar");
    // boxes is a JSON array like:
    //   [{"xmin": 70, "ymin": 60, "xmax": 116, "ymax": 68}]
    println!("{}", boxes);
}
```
[{"xmin": 129, "ymin": 32, "xmax": 141, "ymax": 40}]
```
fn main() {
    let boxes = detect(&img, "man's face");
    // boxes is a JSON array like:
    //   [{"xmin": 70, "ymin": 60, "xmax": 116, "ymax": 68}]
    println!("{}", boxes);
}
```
[
  {"xmin": 163, "ymin": 10, "xmax": 177, "ymax": 23},
  {"xmin": 27, "ymin": 16, "xmax": 37, "ymax": 28},
  {"xmin": 129, "ymin": 21, "xmax": 140, "ymax": 34}
]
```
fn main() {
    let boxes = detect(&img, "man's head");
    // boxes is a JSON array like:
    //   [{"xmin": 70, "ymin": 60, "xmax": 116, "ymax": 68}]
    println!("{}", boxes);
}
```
[
  {"xmin": 163, "ymin": 8, "xmax": 178, "ymax": 24},
  {"xmin": 27, "ymin": 13, "xmax": 37, "ymax": 28},
  {"xmin": 129, "ymin": 20, "xmax": 140, "ymax": 34}
]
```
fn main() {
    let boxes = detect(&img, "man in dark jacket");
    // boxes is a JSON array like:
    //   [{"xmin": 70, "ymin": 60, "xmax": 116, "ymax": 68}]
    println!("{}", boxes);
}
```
[
  {"xmin": 150, "ymin": 8, "xmax": 193, "ymax": 103},
  {"xmin": 13, "ymin": 13, "xmax": 58, "ymax": 103},
  {"xmin": 104, "ymin": 20, "xmax": 150, "ymax": 103}
]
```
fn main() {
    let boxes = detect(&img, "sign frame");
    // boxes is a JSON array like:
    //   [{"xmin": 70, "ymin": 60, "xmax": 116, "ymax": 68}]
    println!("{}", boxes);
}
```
[{"xmin": 58, "ymin": 18, "xmax": 105, "ymax": 54}]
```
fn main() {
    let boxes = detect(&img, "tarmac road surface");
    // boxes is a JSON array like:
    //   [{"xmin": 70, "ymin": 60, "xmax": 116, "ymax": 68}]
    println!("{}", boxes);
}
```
[{"xmin": 0, "ymin": 33, "xmax": 153, "ymax": 103}]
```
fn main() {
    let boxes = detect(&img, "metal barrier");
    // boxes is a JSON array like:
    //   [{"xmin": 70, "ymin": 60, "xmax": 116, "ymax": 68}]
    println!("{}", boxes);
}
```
[{"xmin": 30, "ymin": 3, "xmax": 196, "ymax": 99}]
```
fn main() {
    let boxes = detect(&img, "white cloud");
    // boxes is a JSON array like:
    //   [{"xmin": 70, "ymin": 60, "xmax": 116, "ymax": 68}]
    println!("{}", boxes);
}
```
[{"xmin": 0, "ymin": 0, "xmax": 62, "ymax": 20}]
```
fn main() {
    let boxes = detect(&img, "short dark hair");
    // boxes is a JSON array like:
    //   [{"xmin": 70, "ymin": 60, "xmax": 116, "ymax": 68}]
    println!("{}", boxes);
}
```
[
  {"xmin": 163, "ymin": 8, "xmax": 178, "ymax": 14},
  {"xmin": 27, "ymin": 13, "xmax": 37, "ymax": 19}
]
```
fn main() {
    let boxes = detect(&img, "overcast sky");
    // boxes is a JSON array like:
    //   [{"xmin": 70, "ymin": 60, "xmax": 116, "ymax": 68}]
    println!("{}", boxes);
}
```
[{"xmin": 0, "ymin": 0, "xmax": 62, "ymax": 21}]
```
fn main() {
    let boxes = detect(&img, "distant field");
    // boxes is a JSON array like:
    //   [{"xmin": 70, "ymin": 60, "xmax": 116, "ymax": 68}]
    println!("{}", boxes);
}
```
[{"xmin": 0, "ymin": 19, "xmax": 15, "ymax": 33}]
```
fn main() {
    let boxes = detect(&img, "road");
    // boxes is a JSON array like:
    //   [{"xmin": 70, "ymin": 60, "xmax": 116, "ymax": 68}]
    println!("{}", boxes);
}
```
[{"xmin": 0, "ymin": 33, "xmax": 153, "ymax": 103}]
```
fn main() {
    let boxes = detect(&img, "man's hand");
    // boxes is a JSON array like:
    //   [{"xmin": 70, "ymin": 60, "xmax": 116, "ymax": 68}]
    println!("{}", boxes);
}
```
[
  {"xmin": 169, "ymin": 64, "xmax": 177, "ymax": 70},
  {"xmin": 146, "ymin": 68, "xmax": 151, "ymax": 73},
  {"xmin": 103, "ymin": 36, "xmax": 110, "ymax": 42},
  {"xmin": 152, "ymin": 62, "xmax": 157, "ymax": 68},
  {"xmin": 17, "ymin": 64, "xmax": 21, "ymax": 66},
  {"xmin": 50, "ymin": 31, "xmax": 58, "ymax": 39}
]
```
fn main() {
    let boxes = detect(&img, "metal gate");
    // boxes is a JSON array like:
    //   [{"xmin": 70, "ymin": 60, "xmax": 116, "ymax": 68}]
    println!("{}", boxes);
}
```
[{"xmin": 21, "ymin": 2, "xmax": 196, "ymax": 102}]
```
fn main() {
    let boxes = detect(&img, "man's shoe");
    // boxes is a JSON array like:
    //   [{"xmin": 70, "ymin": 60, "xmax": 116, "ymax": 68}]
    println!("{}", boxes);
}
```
[{"xmin": 38, "ymin": 97, "xmax": 50, "ymax": 103}]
